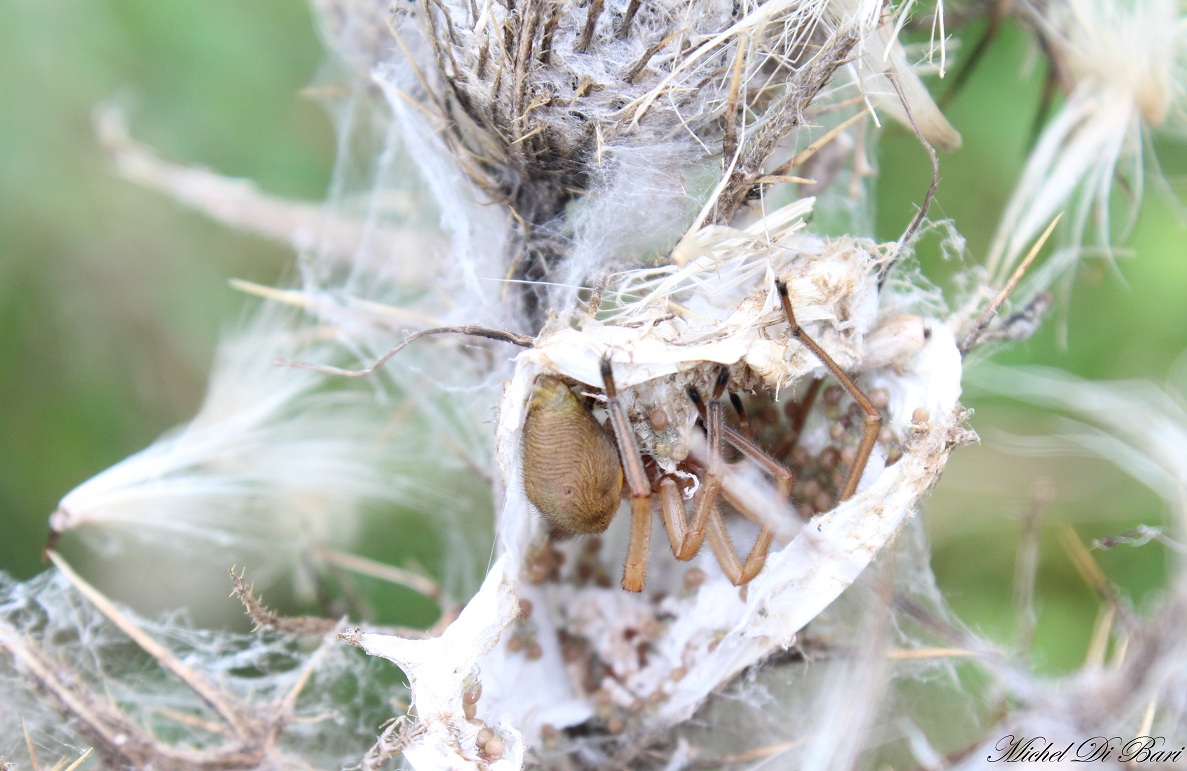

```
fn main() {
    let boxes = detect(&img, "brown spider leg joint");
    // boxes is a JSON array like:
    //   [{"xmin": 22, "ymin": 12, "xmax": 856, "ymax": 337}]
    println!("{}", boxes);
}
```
[
  {"xmin": 728, "ymin": 392, "xmax": 753, "ymax": 439},
  {"xmin": 684, "ymin": 371, "xmax": 787, "ymax": 582},
  {"xmin": 775, "ymin": 278, "xmax": 882, "ymax": 501},
  {"xmin": 680, "ymin": 371, "xmax": 729, "ymax": 560},
  {"xmin": 600, "ymin": 355, "xmax": 653, "ymax": 592}
]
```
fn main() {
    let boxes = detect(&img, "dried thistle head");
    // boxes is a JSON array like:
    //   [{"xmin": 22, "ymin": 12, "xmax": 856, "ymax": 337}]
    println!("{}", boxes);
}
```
[
  {"xmin": 23, "ymin": 0, "xmax": 990, "ymax": 766},
  {"xmin": 318, "ymin": 0, "xmax": 976, "ymax": 762},
  {"xmin": 377, "ymin": 0, "xmax": 957, "ymax": 327},
  {"xmin": 15, "ymin": 0, "xmax": 1187, "ymax": 767}
]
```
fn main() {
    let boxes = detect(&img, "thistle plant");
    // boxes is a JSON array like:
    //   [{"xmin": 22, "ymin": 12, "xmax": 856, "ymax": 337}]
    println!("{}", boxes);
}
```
[{"xmin": 2, "ymin": 0, "xmax": 1186, "ymax": 769}]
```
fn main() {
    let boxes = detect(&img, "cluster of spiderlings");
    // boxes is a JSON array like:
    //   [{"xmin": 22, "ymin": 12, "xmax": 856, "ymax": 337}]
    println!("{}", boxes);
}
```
[
  {"xmin": 461, "ymin": 673, "xmax": 483, "ymax": 720},
  {"xmin": 586, "ymin": 620, "xmax": 677, "ymax": 737},
  {"xmin": 644, "ymin": 405, "xmax": 690, "ymax": 465},
  {"xmin": 527, "ymin": 533, "xmax": 616, "ymax": 589},
  {"xmin": 558, "ymin": 631, "xmax": 639, "ymax": 736},
  {"xmin": 525, "ymin": 539, "xmax": 564, "ymax": 584},
  {"xmin": 504, "ymin": 598, "xmax": 543, "ymax": 660},
  {"xmin": 734, "ymin": 382, "xmax": 906, "ymax": 519},
  {"xmin": 557, "ymin": 628, "xmax": 599, "ymax": 690},
  {"xmin": 532, "ymin": 653, "xmax": 648, "ymax": 746},
  {"xmin": 559, "ymin": 607, "xmax": 706, "ymax": 746},
  {"xmin": 458, "ymin": 672, "xmax": 506, "ymax": 762},
  {"xmin": 473, "ymin": 722, "xmax": 505, "ymax": 763},
  {"xmin": 592, "ymin": 687, "xmax": 637, "ymax": 736},
  {"xmin": 789, "ymin": 384, "xmax": 902, "ymax": 517},
  {"xmin": 572, "ymin": 536, "xmax": 615, "ymax": 588}
]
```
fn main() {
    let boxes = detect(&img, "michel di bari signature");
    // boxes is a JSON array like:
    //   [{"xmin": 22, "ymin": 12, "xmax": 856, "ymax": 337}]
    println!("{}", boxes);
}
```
[{"xmin": 989, "ymin": 735, "xmax": 1183, "ymax": 764}]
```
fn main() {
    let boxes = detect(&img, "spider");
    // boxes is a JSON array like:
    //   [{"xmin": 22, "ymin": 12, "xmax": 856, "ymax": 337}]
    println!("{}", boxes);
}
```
[{"xmin": 522, "ymin": 279, "xmax": 884, "ymax": 592}]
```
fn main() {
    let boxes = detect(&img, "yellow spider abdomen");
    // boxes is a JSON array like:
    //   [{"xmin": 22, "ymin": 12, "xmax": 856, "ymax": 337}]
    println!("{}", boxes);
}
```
[{"xmin": 522, "ymin": 376, "xmax": 623, "ymax": 534}]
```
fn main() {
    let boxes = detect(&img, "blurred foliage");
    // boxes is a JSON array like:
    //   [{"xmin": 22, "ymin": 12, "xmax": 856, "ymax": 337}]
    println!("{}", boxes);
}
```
[
  {"xmin": 1, "ymin": 3, "xmax": 1184, "ymax": 671},
  {"xmin": 877, "ymin": 24, "xmax": 1187, "ymax": 673},
  {"xmin": 0, "ymin": 1, "xmax": 334, "ymax": 622}
]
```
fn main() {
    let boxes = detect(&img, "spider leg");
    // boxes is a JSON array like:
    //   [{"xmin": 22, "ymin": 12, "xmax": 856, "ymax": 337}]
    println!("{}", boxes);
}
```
[
  {"xmin": 792, "ymin": 378, "xmax": 822, "ymax": 436},
  {"xmin": 775, "ymin": 279, "xmax": 882, "ymax": 501},
  {"xmin": 705, "ymin": 503, "xmax": 773, "ymax": 586},
  {"xmin": 657, "ymin": 477, "xmax": 688, "ymax": 555},
  {"xmin": 685, "ymin": 430, "xmax": 799, "ymax": 542},
  {"xmin": 600, "ymin": 356, "xmax": 653, "ymax": 592},
  {"xmin": 692, "ymin": 390, "xmax": 782, "ymax": 582},
  {"xmin": 769, "ymin": 377, "xmax": 820, "ymax": 461},
  {"xmin": 689, "ymin": 389, "xmax": 794, "ymax": 505},
  {"xmin": 728, "ymin": 392, "xmax": 753, "ymax": 440},
  {"xmin": 678, "ymin": 368, "xmax": 730, "ymax": 559}
]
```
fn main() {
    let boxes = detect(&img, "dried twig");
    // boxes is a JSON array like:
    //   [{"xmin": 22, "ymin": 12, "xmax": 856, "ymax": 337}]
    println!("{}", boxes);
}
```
[
  {"xmin": 276, "ymin": 325, "xmax": 533, "ymax": 378},
  {"xmin": 577, "ymin": 0, "xmax": 603, "ymax": 53},
  {"xmin": 1014, "ymin": 479, "xmax": 1054, "ymax": 651},
  {"xmin": 960, "ymin": 214, "xmax": 1062, "ymax": 354},
  {"xmin": 4, "ymin": 554, "xmax": 329, "ymax": 768},
  {"xmin": 96, "ymin": 107, "xmax": 441, "ymax": 277},
  {"xmin": 883, "ymin": 69, "xmax": 940, "ymax": 280},
  {"xmin": 709, "ymin": 31, "xmax": 858, "ymax": 224},
  {"xmin": 229, "ymin": 567, "xmax": 340, "ymax": 636},
  {"xmin": 311, "ymin": 546, "xmax": 446, "ymax": 604}
]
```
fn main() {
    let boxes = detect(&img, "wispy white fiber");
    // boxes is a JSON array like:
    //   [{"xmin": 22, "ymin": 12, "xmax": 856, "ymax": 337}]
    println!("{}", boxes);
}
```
[
  {"xmin": 796, "ymin": 608, "xmax": 891, "ymax": 770},
  {"xmin": 827, "ymin": 0, "xmax": 962, "ymax": 151},
  {"xmin": 985, "ymin": 0, "xmax": 1187, "ymax": 286},
  {"xmin": 50, "ymin": 301, "xmax": 459, "ymax": 582},
  {"xmin": 561, "ymin": 140, "xmax": 707, "ymax": 292},
  {"xmin": 0, "ymin": 569, "xmax": 398, "ymax": 767},
  {"xmin": 970, "ymin": 362, "xmax": 1187, "ymax": 527},
  {"xmin": 954, "ymin": 363, "xmax": 1187, "ymax": 769}
]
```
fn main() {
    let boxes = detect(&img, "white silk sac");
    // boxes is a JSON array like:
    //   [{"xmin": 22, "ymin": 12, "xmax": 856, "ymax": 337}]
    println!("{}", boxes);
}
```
[{"xmin": 355, "ymin": 200, "xmax": 970, "ymax": 770}]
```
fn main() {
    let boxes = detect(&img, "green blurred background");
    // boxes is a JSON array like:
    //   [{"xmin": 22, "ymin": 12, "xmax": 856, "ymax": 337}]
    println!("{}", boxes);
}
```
[{"xmin": 1, "ymin": 2, "xmax": 1184, "ymax": 674}]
